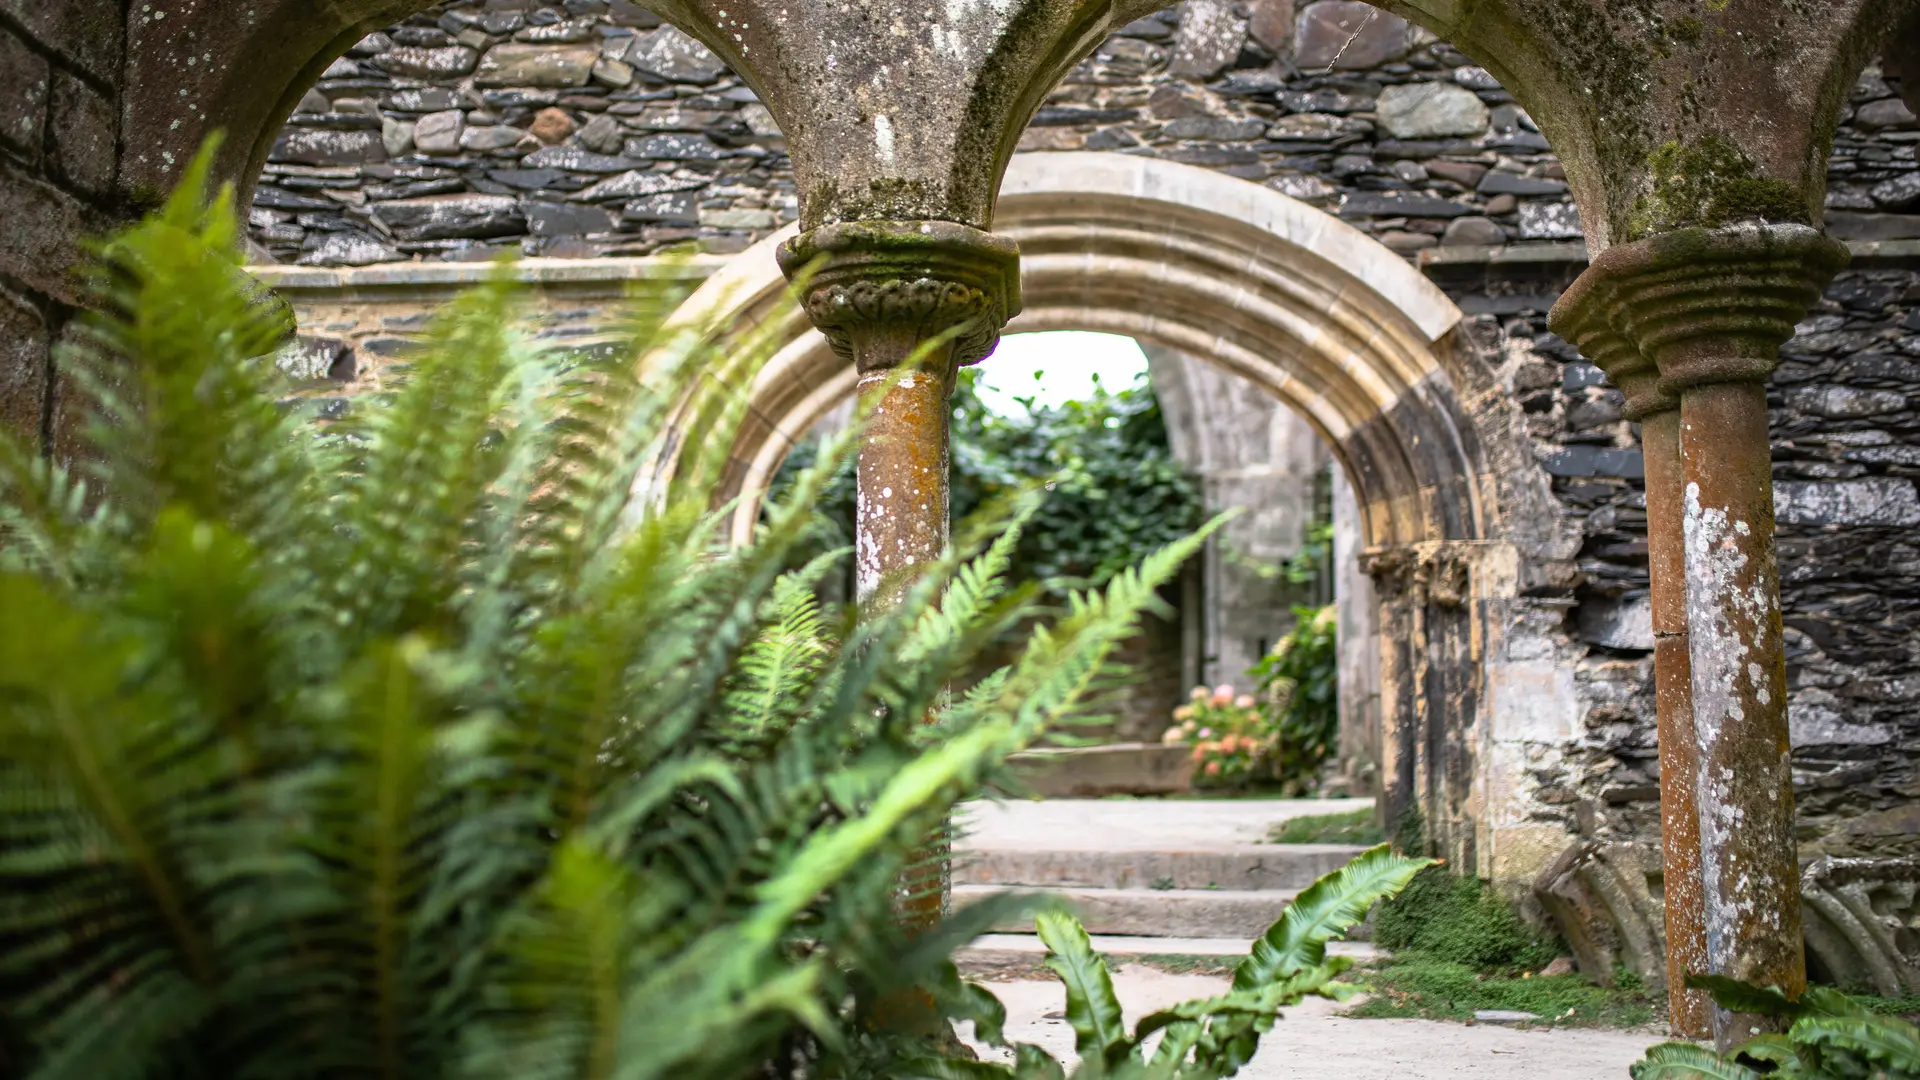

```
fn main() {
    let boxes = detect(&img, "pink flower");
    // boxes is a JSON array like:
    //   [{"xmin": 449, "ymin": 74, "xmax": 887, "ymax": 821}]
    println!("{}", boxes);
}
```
[
  {"xmin": 1235, "ymin": 694, "xmax": 1256, "ymax": 710},
  {"xmin": 1190, "ymin": 686, "xmax": 1210, "ymax": 702},
  {"xmin": 1173, "ymin": 705, "xmax": 1195, "ymax": 721},
  {"xmin": 1204, "ymin": 760, "xmax": 1222, "ymax": 777},
  {"xmin": 1197, "ymin": 727, "xmax": 1214, "ymax": 740},
  {"xmin": 1162, "ymin": 726, "xmax": 1185, "ymax": 745}
]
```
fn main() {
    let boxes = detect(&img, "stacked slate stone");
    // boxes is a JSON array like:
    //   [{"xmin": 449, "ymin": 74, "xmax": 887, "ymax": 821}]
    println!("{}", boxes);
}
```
[
  {"xmin": 1019, "ymin": 0, "xmax": 1579, "ymax": 253},
  {"xmin": 253, "ymin": 0, "xmax": 792, "ymax": 265},
  {"xmin": 1438, "ymin": 273, "xmax": 1920, "ymax": 857}
]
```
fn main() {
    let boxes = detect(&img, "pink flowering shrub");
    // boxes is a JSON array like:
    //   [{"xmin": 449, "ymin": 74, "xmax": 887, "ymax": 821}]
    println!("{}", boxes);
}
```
[{"xmin": 1162, "ymin": 683, "xmax": 1277, "ymax": 788}]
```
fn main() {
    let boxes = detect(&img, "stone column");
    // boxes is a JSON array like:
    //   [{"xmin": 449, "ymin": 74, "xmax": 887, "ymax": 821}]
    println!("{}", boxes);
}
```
[
  {"xmin": 1586, "ymin": 224, "xmax": 1848, "ymax": 1047},
  {"xmin": 776, "ymin": 219, "xmax": 1020, "ymax": 928},
  {"xmin": 1550, "ymin": 294, "xmax": 1709, "ymax": 1037}
]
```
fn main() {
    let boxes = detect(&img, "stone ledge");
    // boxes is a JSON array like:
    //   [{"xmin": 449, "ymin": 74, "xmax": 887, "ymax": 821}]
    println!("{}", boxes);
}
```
[
  {"xmin": 1417, "ymin": 238, "xmax": 1920, "ymax": 271},
  {"xmin": 248, "ymin": 254, "xmax": 731, "ymax": 296}
]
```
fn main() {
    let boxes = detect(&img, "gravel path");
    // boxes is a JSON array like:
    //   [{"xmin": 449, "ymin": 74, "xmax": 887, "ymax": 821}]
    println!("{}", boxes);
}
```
[{"xmin": 964, "ymin": 968, "xmax": 1668, "ymax": 1080}]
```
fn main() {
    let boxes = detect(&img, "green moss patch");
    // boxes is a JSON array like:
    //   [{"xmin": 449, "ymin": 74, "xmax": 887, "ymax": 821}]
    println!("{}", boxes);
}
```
[
  {"xmin": 1628, "ymin": 134, "xmax": 1808, "ymax": 240},
  {"xmin": 1340, "ymin": 955, "xmax": 1658, "ymax": 1029},
  {"xmin": 1373, "ymin": 866, "xmax": 1561, "ymax": 971}
]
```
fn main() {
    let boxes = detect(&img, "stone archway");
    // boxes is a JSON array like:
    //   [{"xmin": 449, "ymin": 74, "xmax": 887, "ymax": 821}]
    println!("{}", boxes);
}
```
[{"xmin": 647, "ymin": 151, "xmax": 1533, "ymax": 874}]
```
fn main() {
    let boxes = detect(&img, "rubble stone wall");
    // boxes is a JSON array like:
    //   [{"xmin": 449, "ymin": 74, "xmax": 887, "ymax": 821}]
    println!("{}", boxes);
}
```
[{"xmin": 253, "ymin": 0, "xmax": 1920, "ymax": 870}]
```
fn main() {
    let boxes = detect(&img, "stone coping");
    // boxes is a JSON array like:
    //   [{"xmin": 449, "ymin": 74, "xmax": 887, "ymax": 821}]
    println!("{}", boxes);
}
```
[
  {"xmin": 248, "ymin": 255, "xmax": 732, "ymax": 293},
  {"xmin": 1418, "ymin": 238, "xmax": 1920, "ymax": 270}
]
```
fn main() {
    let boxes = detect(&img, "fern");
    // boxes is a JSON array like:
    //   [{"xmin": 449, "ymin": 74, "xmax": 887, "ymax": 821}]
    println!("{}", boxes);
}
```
[
  {"xmin": 0, "ymin": 145, "xmax": 1220, "ymax": 1080},
  {"xmin": 1630, "ymin": 979, "xmax": 1920, "ymax": 1080}
]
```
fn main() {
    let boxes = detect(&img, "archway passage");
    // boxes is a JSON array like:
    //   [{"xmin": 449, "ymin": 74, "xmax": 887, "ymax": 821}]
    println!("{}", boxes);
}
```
[{"xmin": 650, "ymin": 152, "xmax": 1509, "ymax": 871}]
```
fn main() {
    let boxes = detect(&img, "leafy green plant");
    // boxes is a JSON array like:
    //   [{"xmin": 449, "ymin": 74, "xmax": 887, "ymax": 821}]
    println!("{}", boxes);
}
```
[
  {"xmin": 897, "ymin": 844, "xmax": 1431, "ymax": 1078},
  {"xmin": 1247, "ymin": 604, "xmax": 1337, "ymax": 793},
  {"xmin": 1634, "ymin": 978, "xmax": 1920, "ymax": 1079},
  {"xmin": 0, "ymin": 149, "xmax": 1213, "ymax": 1080}
]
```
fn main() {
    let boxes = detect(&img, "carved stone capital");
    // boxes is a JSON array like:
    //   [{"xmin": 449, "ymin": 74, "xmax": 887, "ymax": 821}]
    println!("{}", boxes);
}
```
[
  {"xmin": 776, "ymin": 219, "xmax": 1021, "ymax": 375},
  {"xmin": 1549, "ymin": 275, "xmax": 1675, "ymax": 423},
  {"xmin": 1568, "ymin": 224, "xmax": 1847, "ymax": 397}
]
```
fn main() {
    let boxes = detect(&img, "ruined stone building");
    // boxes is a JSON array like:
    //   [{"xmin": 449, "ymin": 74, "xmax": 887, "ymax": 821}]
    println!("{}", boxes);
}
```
[{"xmin": 3, "ymin": 0, "xmax": 1919, "ymax": 1042}]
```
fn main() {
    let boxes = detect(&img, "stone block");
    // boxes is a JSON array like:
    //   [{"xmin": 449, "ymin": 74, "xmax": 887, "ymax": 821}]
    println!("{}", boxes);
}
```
[
  {"xmin": 273, "ymin": 130, "xmax": 388, "ymax": 167},
  {"xmin": 477, "ymin": 44, "xmax": 599, "ymax": 88},
  {"xmin": 1477, "ymin": 170, "xmax": 1567, "ymax": 196},
  {"xmin": 622, "ymin": 27, "xmax": 726, "ymax": 84},
  {"xmin": 1169, "ymin": 0, "xmax": 1247, "ymax": 80},
  {"xmin": 297, "ymin": 232, "xmax": 398, "ymax": 267},
  {"xmin": 0, "ymin": 0, "xmax": 121, "ymax": 83},
  {"xmin": 1440, "ymin": 215, "xmax": 1505, "ymax": 246},
  {"xmin": 1826, "ymin": 212, "xmax": 1920, "ymax": 240},
  {"xmin": 1575, "ymin": 594, "xmax": 1653, "ymax": 651},
  {"xmin": 373, "ymin": 194, "xmax": 526, "ymax": 240},
  {"xmin": 1293, "ymin": 0, "xmax": 1410, "ymax": 70},
  {"xmin": 0, "ymin": 25, "xmax": 50, "ymax": 162},
  {"xmin": 528, "ymin": 106, "xmax": 577, "ymax": 145},
  {"xmin": 1487, "ymin": 660, "xmax": 1580, "ymax": 743},
  {"xmin": 0, "ymin": 284, "xmax": 48, "ymax": 444},
  {"xmin": 697, "ymin": 206, "xmax": 775, "ymax": 230},
  {"xmin": 1775, "ymin": 479, "xmax": 1920, "ymax": 527},
  {"xmin": 1517, "ymin": 202, "xmax": 1583, "ymax": 239},
  {"xmin": 621, "ymin": 190, "xmax": 698, "ymax": 225},
  {"xmin": 1785, "ymin": 385, "xmax": 1909, "ymax": 419},
  {"xmin": 1265, "ymin": 112, "xmax": 1345, "ymax": 140},
  {"xmin": 1376, "ymin": 82, "xmax": 1489, "ymax": 139},
  {"xmin": 577, "ymin": 114, "xmax": 626, "ymax": 155},
  {"xmin": 569, "ymin": 169, "xmax": 706, "ymax": 202},
  {"xmin": 371, "ymin": 45, "xmax": 481, "ymax": 79},
  {"xmin": 1006, "ymin": 743, "xmax": 1197, "ymax": 798},
  {"xmin": 1247, "ymin": 0, "xmax": 1294, "ymax": 54},
  {"xmin": 49, "ymin": 72, "xmax": 114, "ymax": 195},
  {"xmin": 460, "ymin": 125, "xmax": 532, "ymax": 152},
  {"xmin": 1340, "ymin": 192, "xmax": 1472, "ymax": 217},
  {"xmin": 0, "ymin": 160, "xmax": 104, "ymax": 305},
  {"xmin": 1854, "ymin": 97, "xmax": 1918, "ymax": 130},
  {"xmin": 521, "ymin": 145, "xmax": 637, "ymax": 172},
  {"xmin": 1163, "ymin": 116, "xmax": 1266, "ymax": 141},
  {"xmin": 624, "ymin": 133, "xmax": 723, "ymax": 161},
  {"xmin": 384, "ymin": 88, "xmax": 463, "ymax": 113},
  {"xmin": 274, "ymin": 335, "xmax": 356, "ymax": 381},
  {"xmin": 1538, "ymin": 445, "xmax": 1642, "ymax": 479},
  {"xmin": 526, "ymin": 200, "xmax": 614, "ymax": 236},
  {"xmin": 412, "ymin": 110, "xmax": 465, "ymax": 155}
]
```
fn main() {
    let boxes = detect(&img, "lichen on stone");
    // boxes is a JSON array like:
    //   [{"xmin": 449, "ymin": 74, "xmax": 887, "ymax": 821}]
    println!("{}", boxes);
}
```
[{"xmin": 1628, "ymin": 134, "xmax": 1809, "ymax": 241}]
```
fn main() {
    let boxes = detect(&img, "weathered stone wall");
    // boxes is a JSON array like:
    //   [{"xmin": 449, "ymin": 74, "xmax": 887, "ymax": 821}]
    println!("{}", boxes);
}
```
[
  {"xmin": 253, "ymin": 0, "xmax": 1920, "ymax": 872},
  {"xmin": 0, "ymin": 1, "xmax": 125, "ymax": 450}
]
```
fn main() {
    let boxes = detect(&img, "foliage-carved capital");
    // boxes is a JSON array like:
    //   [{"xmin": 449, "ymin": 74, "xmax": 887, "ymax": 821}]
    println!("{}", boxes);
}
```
[
  {"xmin": 777, "ymin": 220, "xmax": 1021, "ymax": 374},
  {"xmin": 1560, "ymin": 225, "xmax": 1847, "ymax": 397}
]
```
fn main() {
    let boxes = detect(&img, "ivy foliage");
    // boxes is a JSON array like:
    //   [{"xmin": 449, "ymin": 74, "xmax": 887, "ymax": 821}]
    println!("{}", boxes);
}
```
[
  {"xmin": 776, "ymin": 367, "xmax": 1204, "ymax": 601},
  {"xmin": 1248, "ymin": 604, "xmax": 1338, "ymax": 792}
]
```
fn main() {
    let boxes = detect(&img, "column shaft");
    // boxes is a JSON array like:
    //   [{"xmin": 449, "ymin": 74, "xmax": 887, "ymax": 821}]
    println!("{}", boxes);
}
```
[
  {"xmin": 1676, "ymin": 380, "xmax": 1803, "ymax": 1046},
  {"xmin": 1641, "ymin": 406, "xmax": 1712, "ymax": 1037},
  {"xmin": 855, "ymin": 347, "xmax": 957, "ymax": 933}
]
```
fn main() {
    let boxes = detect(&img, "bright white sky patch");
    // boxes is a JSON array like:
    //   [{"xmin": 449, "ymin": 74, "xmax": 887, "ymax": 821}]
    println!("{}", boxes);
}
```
[{"xmin": 974, "ymin": 331, "xmax": 1150, "ymax": 415}]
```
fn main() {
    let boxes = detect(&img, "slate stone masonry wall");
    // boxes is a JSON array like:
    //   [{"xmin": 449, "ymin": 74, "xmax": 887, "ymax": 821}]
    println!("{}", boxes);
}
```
[
  {"xmin": 0, "ymin": 1, "xmax": 125, "ymax": 452},
  {"xmin": 255, "ymin": 0, "xmax": 1920, "ymax": 865}
]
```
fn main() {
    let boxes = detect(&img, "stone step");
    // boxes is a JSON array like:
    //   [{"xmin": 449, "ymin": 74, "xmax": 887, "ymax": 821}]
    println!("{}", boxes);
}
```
[
  {"xmin": 954, "ymin": 883, "xmax": 1303, "ymax": 938},
  {"xmin": 955, "ymin": 933, "xmax": 1382, "ymax": 976},
  {"xmin": 953, "ymin": 843, "xmax": 1366, "ymax": 892}
]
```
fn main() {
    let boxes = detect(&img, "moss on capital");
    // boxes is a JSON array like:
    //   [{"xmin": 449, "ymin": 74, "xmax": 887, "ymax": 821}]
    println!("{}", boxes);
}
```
[{"xmin": 1627, "ymin": 135, "xmax": 1808, "ymax": 241}]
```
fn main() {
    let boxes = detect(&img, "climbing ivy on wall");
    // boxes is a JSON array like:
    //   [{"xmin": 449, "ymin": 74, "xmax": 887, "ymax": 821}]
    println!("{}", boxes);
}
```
[{"xmin": 774, "ymin": 368, "xmax": 1205, "ymax": 599}]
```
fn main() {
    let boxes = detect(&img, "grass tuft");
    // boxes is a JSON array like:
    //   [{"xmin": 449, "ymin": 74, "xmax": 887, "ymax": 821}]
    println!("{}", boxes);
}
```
[{"xmin": 1267, "ymin": 807, "xmax": 1384, "ymax": 845}]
